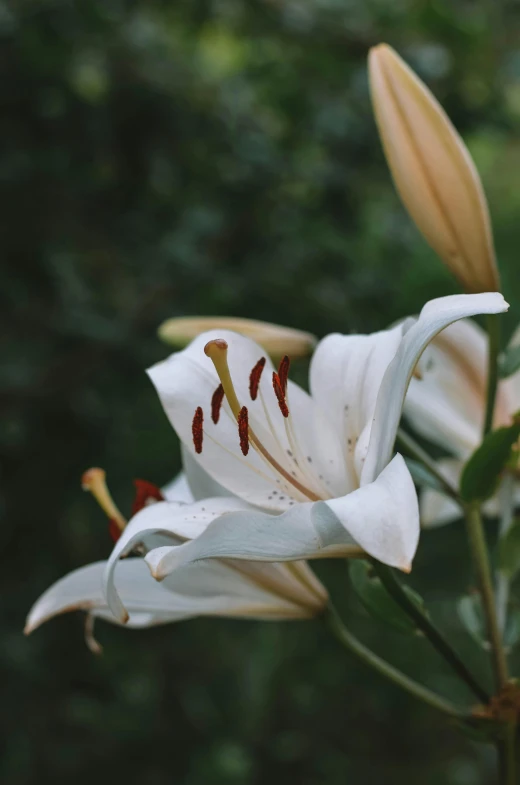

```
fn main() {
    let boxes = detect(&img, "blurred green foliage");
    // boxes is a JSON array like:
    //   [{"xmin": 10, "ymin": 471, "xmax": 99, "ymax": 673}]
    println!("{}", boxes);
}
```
[{"xmin": 3, "ymin": 0, "xmax": 520, "ymax": 783}]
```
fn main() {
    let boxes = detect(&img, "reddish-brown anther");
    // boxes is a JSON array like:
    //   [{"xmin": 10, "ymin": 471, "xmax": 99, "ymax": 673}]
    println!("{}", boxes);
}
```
[
  {"xmin": 108, "ymin": 519, "xmax": 122, "ymax": 543},
  {"xmin": 277, "ymin": 355, "xmax": 290, "ymax": 395},
  {"xmin": 192, "ymin": 406, "xmax": 204, "ymax": 453},
  {"xmin": 131, "ymin": 479, "xmax": 165, "ymax": 516},
  {"xmin": 238, "ymin": 406, "xmax": 250, "ymax": 455},
  {"xmin": 272, "ymin": 372, "xmax": 289, "ymax": 418},
  {"xmin": 249, "ymin": 357, "xmax": 266, "ymax": 401},
  {"xmin": 211, "ymin": 383, "xmax": 225, "ymax": 424}
]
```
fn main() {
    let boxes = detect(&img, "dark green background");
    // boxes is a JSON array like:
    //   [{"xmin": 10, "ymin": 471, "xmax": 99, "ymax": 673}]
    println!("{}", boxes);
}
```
[{"xmin": 3, "ymin": 1, "xmax": 520, "ymax": 782}]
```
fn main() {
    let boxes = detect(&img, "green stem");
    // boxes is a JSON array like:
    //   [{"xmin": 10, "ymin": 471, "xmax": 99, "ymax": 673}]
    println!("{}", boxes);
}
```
[
  {"xmin": 465, "ymin": 502, "xmax": 508, "ymax": 690},
  {"xmin": 496, "ymin": 473, "xmax": 515, "ymax": 636},
  {"xmin": 325, "ymin": 604, "xmax": 466, "ymax": 718},
  {"xmin": 396, "ymin": 428, "xmax": 461, "ymax": 504},
  {"xmin": 483, "ymin": 314, "xmax": 501, "ymax": 436},
  {"xmin": 372, "ymin": 561, "xmax": 489, "ymax": 704},
  {"xmin": 499, "ymin": 723, "xmax": 517, "ymax": 785}
]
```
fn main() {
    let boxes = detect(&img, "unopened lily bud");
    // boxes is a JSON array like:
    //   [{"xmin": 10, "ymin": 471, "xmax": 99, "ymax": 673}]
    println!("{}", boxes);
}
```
[
  {"xmin": 369, "ymin": 44, "xmax": 500, "ymax": 294},
  {"xmin": 158, "ymin": 316, "xmax": 317, "ymax": 361}
]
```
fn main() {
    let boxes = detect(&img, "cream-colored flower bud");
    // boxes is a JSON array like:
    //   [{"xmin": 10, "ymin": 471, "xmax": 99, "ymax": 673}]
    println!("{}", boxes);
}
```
[
  {"xmin": 158, "ymin": 316, "xmax": 317, "ymax": 361},
  {"xmin": 369, "ymin": 43, "xmax": 500, "ymax": 293}
]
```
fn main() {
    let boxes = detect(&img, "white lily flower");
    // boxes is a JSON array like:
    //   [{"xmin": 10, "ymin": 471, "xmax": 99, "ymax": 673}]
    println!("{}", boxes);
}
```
[
  {"xmin": 98, "ymin": 293, "xmax": 507, "ymax": 624},
  {"xmin": 405, "ymin": 317, "xmax": 520, "ymax": 526},
  {"xmin": 26, "ymin": 470, "xmax": 327, "ymax": 636}
]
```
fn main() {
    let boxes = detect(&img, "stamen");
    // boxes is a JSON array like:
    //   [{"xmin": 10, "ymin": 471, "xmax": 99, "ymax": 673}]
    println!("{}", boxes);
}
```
[
  {"xmin": 132, "ymin": 479, "xmax": 165, "ymax": 516},
  {"xmin": 272, "ymin": 372, "xmax": 289, "ymax": 418},
  {"xmin": 192, "ymin": 407, "xmax": 204, "ymax": 454},
  {"xmin": 249, "ymin": 357, "xmax": 266, "ymax": 401},
  {"xmin": 211, "ymin": 383, "xmax": 225, "ymax": 424},
  {"xmin": 84, "ymin": 613, "xmax": 103, "ymax": 656},
  {"xmin": 81, "ymin": 468, "xmax": 126, "ymax": 534},
  {"xmin": 238, "ymin": 406, "xmax": 250, "ymax": 456},
  {"xmin": 108, "ymin": 520, "xmax": 122, "ymax": 543},
  {"xmin": 204, "ymin": 337, "xmax": 319, "ymax": 502},
  {"xmin": 278, "ymin": 355, "xmax": 290, "ymax": 395}
]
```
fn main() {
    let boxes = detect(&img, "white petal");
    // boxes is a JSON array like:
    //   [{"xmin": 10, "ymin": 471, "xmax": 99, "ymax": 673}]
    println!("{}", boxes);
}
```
[
  {"xmin": 320, "ymin": 453, "xmax": 419, "ymax": 570},
  {"xmin": 362, "ymin": 293, "xmax": 509, "ymax": 484},
  {"xmin": 103, "ymin": 496, "xmax": 253, "ymax": 623},
  {"xmin": 497, "ymin": 323, "xmax": 520, "ymax": 422},
  {"xmin": 162, "ymin": 471, "xmax": 194, "ymax": 503},
  {"xmin": 25, "ymin": 560, "xmax": 193, "ymax": 633},
  {"xmin": 144, "ymin": 454, "xmax": 418, "ymax": 577},
  {"xmin": 405, "ymin": 319, "xmax": 515, "ymax": 457},
  {"xmin": 148, "ymin": 329, "xmax": 346, "ymax": 507},
  {"xmin": 310, "ymin": 326, "xmax": 404, "ymax": 483},
  {"xmin": 145, "ymin": 503, "xmax": 362, "ymax": 580},
  {"xmin": 26, "ymin": 558, "xmax": 314, "ymax": 634},
  {"xmin": 181, "ymin": 445, "xmax": 233, "ymax": 500}
]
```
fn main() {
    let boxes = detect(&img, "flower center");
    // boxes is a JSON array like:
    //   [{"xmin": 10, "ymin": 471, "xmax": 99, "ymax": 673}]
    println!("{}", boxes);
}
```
[{"xmin": 192, "ymin": 339, "xmax": 321, "ymax": 503}]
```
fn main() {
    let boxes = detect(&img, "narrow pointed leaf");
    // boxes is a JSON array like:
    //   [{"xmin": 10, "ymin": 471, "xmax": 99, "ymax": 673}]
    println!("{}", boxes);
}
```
[
  {"xmin": 349, "ymin": 560, "xmax": 425, "ymax": 634},
  {"xmin": 498, "ymin": 344, "xmax": 520, "ymax": 379},
  {"xmin": 460, "ymin": 419, "xmax": 520, "ymax": 503},
  {"xmin": 457, "ymin": 594, "xmax": 487, "ymax": 649},
  {"xmin": 405, "ymin": 457, "xmax": 444, "ymax": 492}
]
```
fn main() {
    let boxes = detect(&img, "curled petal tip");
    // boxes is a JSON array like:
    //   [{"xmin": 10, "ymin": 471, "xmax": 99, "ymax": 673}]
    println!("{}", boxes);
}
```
[{"xmin": 145, "ymin": 555, "xmax": 167, "ymax": 582}]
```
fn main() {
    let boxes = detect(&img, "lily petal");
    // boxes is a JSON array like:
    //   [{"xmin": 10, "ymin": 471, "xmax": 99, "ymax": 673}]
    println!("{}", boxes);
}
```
[
  {"xmin": 26, "ymin": 558, "xmax": 316, "ymax": 634},
  {"xmin": 310, "ymin": 326, "xmax": 404, "ymax": 482},
  {"xmin": 162, "ymin": 471, "xmax": 194, "ymax": 503},
  {"xmin": 362, "ymin": 293, "xmax": 509, "ymax": 484},
  {"xmin": 144, "ymin": 453, "xmax": 418, "ymax": 577},
  {"xmin": 103, "ymin": 496, "xmax": 252, "ymax": 623},
  {"xmin": 181, "ymin": 445, "xmax": 233, "ymax": 500},
  {"xmin": 405, "ymin": 321, "xmax": 486, "ymax": 457},
  {"xmin": 320, "ymin": 453, "xmax": 419, "ymax": 570}
]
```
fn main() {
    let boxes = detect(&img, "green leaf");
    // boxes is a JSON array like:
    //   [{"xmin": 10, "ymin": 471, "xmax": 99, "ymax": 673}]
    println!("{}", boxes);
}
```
[
  {"xmin": 498, "ymin": 518, "xmax": 520, "ymax": 579},
  {"xmin": 460, "ymin": 420, "xmax": 520, "ymax": 502},
  {"xmin": 404, "ymin": 457, "xmax": 443, "ymax": 492},
  {"xmin": 499, "ymin": 344, "xmax": 520, "ymax": 379},
  {"xmin": 457, "ymin": 594, "xmax": 488, "ymax": 649},
  {"xmin": 349, "ymin": 560, "xmax": 425, "ymax": 635}
]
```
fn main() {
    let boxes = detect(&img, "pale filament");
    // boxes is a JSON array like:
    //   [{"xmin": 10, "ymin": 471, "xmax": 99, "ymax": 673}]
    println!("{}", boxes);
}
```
[
  {"xmin": 204, "ymin": 340, "xmax": 320, "ymax": 503},
  {"xmin": 81, "ymin": 468, "xmax": 126, "ymax": 532}
]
